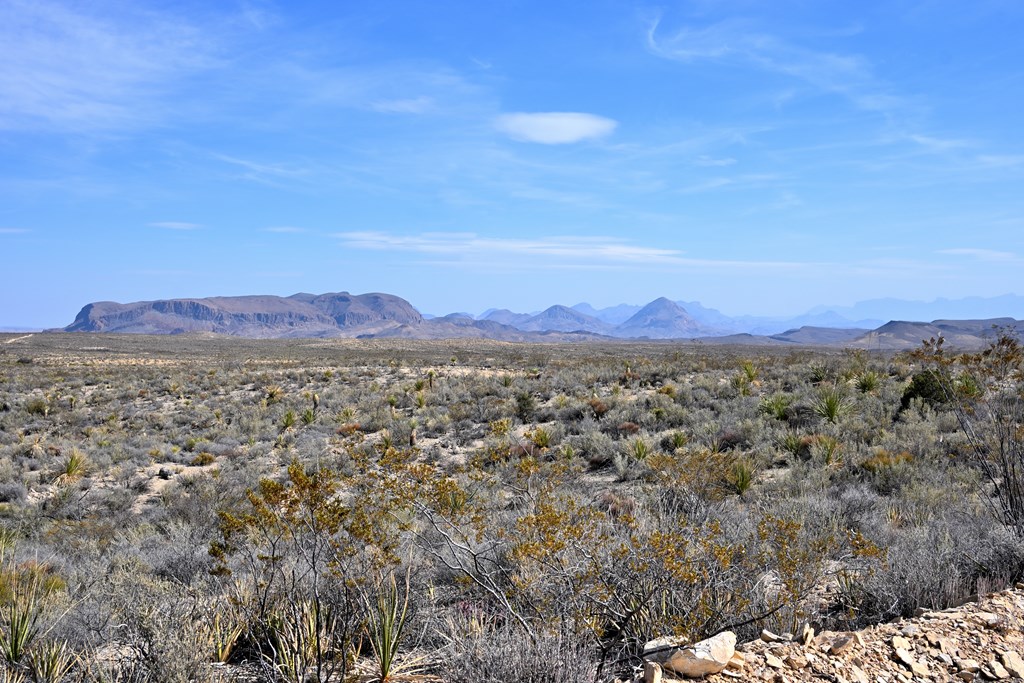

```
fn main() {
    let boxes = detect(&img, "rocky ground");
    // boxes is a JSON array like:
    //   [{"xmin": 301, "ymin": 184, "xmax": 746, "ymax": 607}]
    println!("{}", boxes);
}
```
[{"xmin": 643, "ymin": 585, "xmax": 1024, "ymax": 682}]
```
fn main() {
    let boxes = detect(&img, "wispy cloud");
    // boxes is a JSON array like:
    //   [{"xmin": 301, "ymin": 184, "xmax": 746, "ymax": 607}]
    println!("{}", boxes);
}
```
[
  {"xmin": 646, "ymin": 17, "xmax": 901, "ymax": 112},
  {"xmin": 937, "ymin": 248, "xmax": 1022, "ymax": 263},
  {"xmin": 263, "ymin": 226, "xmax": 307, "ymax": 234},
  {"xmin": 695, "ymin": 155, "xmax": 737, "ymax": 167},
  {"xmin": 907, "ymin": 134, "xmax": 970, "ymax": 152},
  {"xmin": 0, "ymin": 1, "xmax": 223, "ymax": 132},
  {"xmin": 495, "ymin": 112, "xmax": 618, "ymax": 144},
  {"xmin": 679, "ymin": 173, "xmax": 781, "ymax": 194},
  {"xmin": 975, "ymin": 155, "xmax": 1024, "ymax": 169},
  {"xmin": 149, "ymin": 222, "xmax": 201, "ymax": 231},
  {"xmin": 333, "ymin": 231, "xmax": 807, "ymax": 272},
  {"xmin": 369, "ymin": 96, "xmax": 435, "ymax": 114}
]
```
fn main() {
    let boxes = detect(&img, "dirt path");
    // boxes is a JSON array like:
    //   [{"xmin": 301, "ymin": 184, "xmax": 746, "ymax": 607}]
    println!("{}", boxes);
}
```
[{"xmin": 4, "ymin": 333, "xmax": 34, "ymax": 344}]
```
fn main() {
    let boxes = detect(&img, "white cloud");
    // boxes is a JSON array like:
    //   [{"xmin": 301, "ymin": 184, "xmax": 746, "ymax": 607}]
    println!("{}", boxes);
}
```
[
  {"xmin": 495, "ymin": 112, "xmax": 617, "ymax": 144},
  {"xmin": 149, "ymin": 222, "xmax": 201, "ymax": 231}
]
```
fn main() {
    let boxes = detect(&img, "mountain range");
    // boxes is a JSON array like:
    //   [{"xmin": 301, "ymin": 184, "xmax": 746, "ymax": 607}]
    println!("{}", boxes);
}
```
[{"xmin": 53, "ymin": 291, "xmax": 1024, "ymax": 349}]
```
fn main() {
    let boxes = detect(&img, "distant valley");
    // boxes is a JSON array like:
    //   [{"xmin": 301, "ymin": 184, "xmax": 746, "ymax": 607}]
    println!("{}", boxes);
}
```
[{"xmin": 53, "ymin": 291, "xmax": 1024, "ymax": 349}]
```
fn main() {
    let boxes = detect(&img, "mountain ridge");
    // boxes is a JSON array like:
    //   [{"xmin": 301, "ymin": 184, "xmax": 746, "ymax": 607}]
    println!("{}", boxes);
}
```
[{"xmin": 57, "ymin": 291, "xmax": 1024, "ymax": 349}]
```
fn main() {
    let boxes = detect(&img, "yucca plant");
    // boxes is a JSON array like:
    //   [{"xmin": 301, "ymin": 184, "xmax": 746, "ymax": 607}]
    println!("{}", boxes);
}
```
[
  {"xmin": 759, "ymin": 394, "xmax": 792, "ymax": 421},
  {"xmin": 730, "ymin": 460, "xmax": 754, "ymax": 496},
  {"xmin": 53, "ymin": 451, "xmax": 89, "ymax": 485},
  {"xmin": 856, "ymin": 371, "xmax": 880, "ymax": 394},
  {"xmin": 264, "ymin": 384, "xmax": 284, "ymax": 404},
  {"xmin": 281, "ymin": 410, "xmax": 297, "ymax": 431},
  {"xmin": 301, "ymin": 408, "xmax": 316, "ymax": 426},
  {"xmin": 26, "ymin": 639, "xmax": 76, "ymax": 683},
  {"xmin": 627, "ymin": 437, "xmax": 651, "ymax": 461},
  {"xmin": 265, "ymin": 600, "xmax": 338, "ymax": 683},
  {"xmin": 210, "ymin": 611, "xmax": 243, "ymax": 664},
  {"xmin": 529, "ymin": 427, "xmax": 552, "ymax": 450},
  {"xmin": 0, "ymin": 570, "xmax": 43, "ymax": 667},
  {"xmin": 813, "ymin": 386, "xmax": 850, "ymax": 424},
  {"xmin": 0, "ymin": 667, "xmax": 26, "ymax": 683},
  {"xmin": 668, "ymin": 431, "xmax": 688, "ymax": 451},
  {"xmin": 363, "ymin": 571, "xmax": 425, "ymax": 682}
]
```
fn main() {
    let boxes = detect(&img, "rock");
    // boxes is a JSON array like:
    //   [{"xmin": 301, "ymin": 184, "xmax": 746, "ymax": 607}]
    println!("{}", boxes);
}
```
[
  {"xmin": 958, "ymin": 672, "xmax": 977, "ymax": 682},
  {"xmin": 765, "ymin": 652, "xmax": 786, "ymax": 669},
  {"xmin": 847, "ymin": 663, "xmax": 869, "ymax": 683},
  {"xmin": 643, "ymin": 635, "xmax": 686, "ymax": 653},
  {"xmin": 982, "ymin": 659, "xmax": 1010, "ymax": 680},
  {"xmin": 645, "ymin": 631, "xmax": 736, "ymax": 678},
  {"xmin": 893, "ymin": 648, "xmax": 929, "ymax": 677},
  {"xmin": 1000, "ymin": 650, "xmax": 1024, "ymax": 678},
  {"xmin": 959, "ymin": 658, "xmax": 982, "ymax": 673},
  {"xmin": 975, "ymin": 612, "xmax": 1004, "ymax": 629},
  {"xmin": 643, "ymin": 661, "xmax": 662, "ymax": 683},
  {"xmin": 891, "ymin": 635, "xmax": 912, "ymax": 651},
  {"xmin": 785, "ymin": 654, "xmax": 808, "ymax": 670},
  {"xmin": 727, "ymin": 652, "xmax": 746, "ymax": 671},
  {"xmin": 799, "ymin": 623, "xmax": 815, "ymax": 646},
  {"xmin": 830, "ymin": 634, "xmax": 856, "ymax": 655},
  {"xmin": 761, "ymin": 629, "xmax": 785, "ymax": 643}
]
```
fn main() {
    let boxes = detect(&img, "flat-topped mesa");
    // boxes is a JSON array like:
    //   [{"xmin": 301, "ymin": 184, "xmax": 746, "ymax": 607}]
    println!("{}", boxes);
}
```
[{"xmin": 63, "ymin": 292, "xmax": 423, "ymax": 338}]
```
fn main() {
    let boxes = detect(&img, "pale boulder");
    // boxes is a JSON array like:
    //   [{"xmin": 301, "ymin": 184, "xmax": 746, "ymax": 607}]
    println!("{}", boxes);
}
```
[{"xmin": 644, "ymin": 631, "xmax": 737, "ymax": 678}]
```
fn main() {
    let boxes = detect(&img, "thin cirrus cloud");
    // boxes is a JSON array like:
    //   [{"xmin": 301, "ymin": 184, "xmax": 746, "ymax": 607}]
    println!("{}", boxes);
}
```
[
  {"xmin": 0, "ymin": 0, "xmax": 221, "ymax": 132},
  {"xmin": 646, "ymin": 17, "xmax": 901, "ymax": 113},
  {"xmin": 495, "ymin": 112, "xmax": 618, "ymax": 144},
  {"xmin": 334, "ymin": 231, "xmax": 807, "ymax": 272},
  {"xmin": 149, "ymin": 221, "xmax": 201, "ymax": 231},
  {"xmin": 937, "ymin": 248, "xmax": 1021, "ymax": 263},
  {"xmin": 263, "ymin": 226, "xmax": 307, "ymax": 234}
]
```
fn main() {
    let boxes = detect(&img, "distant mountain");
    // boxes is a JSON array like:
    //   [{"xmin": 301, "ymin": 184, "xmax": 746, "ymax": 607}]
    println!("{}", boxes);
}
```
[
  {"xmin": 675, "ymin": 300, "xmax": 742, "ymax": 330},
  {"xmin": 57, "ymin": 290, "xmax": 1024, "ymax": 349},
  {"xmin": 571, "ymin": 302, "xmax": 642, "ymax": 325},
  {"xmin": 518, "ymin": 305, "xmax": 612, "ymax": 333},
  {"xmin": 770, "ymin": 327, "xmax": 871, "ymax": 345},
  {"xmin": 482, "ymin": 309, "xmax": 535, "ymax": 326},
  {"xmin": 808, "ymin": 295, "xmax": 1024, "ymax": 324},
  {"xmin": 613, "ymin": 298, "xmax": 719, "ymax": 339},
  {"xmin": 847, "ymin": 318, "xmax": 1021, "ymax": 350},
  {"xmin": 63, "ymin": 292, "xmax": 422, "ymax": 337}
]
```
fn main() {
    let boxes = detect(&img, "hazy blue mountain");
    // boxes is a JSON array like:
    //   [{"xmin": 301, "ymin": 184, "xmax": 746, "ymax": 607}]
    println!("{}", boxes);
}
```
[
  {"xmin": 808, "ymin": 295, "xmax": 1024, "ymax": 324},
  {"xmin": 612, "ymin": 298, "xmax": 719, "ymax": 338},
  {"xmin": 482, "ymin": 309, "xmax": 535, "ymax": 326},
  {"xmin": 518, "ymin": 305, "xmax": 612, "ymax": 333},
  {"xmin": 571, "ymin": 302, "xmax": 642, "ymax": 325}
]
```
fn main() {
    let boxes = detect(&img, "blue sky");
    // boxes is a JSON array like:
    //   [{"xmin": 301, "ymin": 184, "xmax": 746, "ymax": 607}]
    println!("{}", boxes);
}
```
[{"xmin": 2, "ymin": 0, "xmax": 1023, "ymax": 327}]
